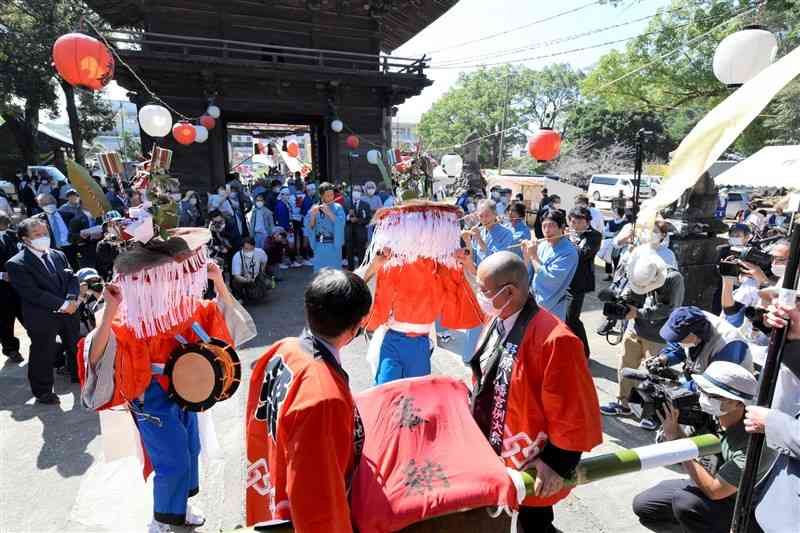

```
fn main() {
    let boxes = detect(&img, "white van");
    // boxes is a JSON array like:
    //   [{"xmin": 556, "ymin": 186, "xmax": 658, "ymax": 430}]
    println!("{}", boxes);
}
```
[{"xmin": 587, "ymin": 174, "xmax": 652, "ymax": 201}]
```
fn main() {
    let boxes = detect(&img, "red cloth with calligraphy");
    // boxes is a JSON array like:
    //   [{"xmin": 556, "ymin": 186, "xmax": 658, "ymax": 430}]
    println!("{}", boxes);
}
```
[
  {"xmin": 350, "ymin": 375, "xmax": 520, "ymax": 533},
  {"xmin": 500, "ymin": 309, "xmax": 603, "ymax": 508},
  {"xmin": 245, "ymin": 337, "xmax": 358, "ymax": 532}
]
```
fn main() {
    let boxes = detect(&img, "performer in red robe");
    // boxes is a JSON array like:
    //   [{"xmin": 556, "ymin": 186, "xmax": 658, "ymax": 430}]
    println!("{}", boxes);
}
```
[
  {"xmin": 245, "ymin": 269, "xmax": 372, "ymax": 532},
  {"xmin": 365, "ymin": 202, "xmax": 483, "ymax": 384},
  {"xmin": 468, "ymin": 251, "xmax": 603, "ymax": 532},
  {"xmin": 79, "ymin": 227, "xmax": 244, "ymax": 533}
]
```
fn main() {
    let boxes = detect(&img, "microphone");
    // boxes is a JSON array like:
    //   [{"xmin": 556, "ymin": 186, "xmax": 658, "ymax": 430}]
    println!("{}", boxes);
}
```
[{"xmin": 621, "ymin": 368, "xmax": 651, "ymax": 382}]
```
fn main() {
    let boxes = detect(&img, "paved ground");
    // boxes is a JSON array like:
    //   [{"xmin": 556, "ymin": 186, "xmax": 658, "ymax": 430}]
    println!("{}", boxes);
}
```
[{"xmin": 0, "ymin": 265, "xmax": 685, "ymax": 533}]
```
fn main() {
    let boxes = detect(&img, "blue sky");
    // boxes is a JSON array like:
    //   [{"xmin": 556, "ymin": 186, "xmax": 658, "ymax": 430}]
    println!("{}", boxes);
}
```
[{"xmin": 392, "ymin": 0, "xmax": 675, "ymax": 122}]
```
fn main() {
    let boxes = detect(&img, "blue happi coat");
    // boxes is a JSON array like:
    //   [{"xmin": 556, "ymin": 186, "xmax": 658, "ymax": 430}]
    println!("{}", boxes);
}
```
[{"xmin": 303, "ymin": 202, "xmax": 345, "ymax": 271}]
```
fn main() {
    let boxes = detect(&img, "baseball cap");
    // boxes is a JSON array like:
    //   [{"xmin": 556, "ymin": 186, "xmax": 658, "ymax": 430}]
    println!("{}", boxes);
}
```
[
  {"xmin": 659, "ymin": 306, "xmax": 708, "ymax": 343},
  {"xmin": 693, "ymin": 361, "xmax": 757, "ymax": 404}
]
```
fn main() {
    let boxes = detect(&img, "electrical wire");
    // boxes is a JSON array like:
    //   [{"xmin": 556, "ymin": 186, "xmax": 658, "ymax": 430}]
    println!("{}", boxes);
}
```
[
  {"xmin": 423, "ymin": 0, "xmax": 604, "ymax": 55},
  {"xmin": 82, "ymin": 17, "xmax": 205, "ymax": 122},
  {"xmin": 421, "ymin": 6, "xmax": 757, "ymax": 153},
  {"xmin": 431, "ymin": 10, "xmax": 671, "ymax": 67}
]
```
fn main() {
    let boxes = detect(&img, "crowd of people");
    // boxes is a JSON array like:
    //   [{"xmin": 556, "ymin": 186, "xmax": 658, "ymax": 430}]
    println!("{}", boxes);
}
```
[{"xmin": 1, "ymin": 166, "xmax": 798, "ymax": 533}]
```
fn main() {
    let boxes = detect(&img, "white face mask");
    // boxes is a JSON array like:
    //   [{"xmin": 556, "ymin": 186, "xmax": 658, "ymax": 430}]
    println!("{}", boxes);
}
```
[
  {"xmin": 772, "ymin": 263, "xmax": 786, "ymax": 278},
  {"xmin": 243, "ymin": 250, "xmax": 254, "ymax": 259},
  {"xmin": 698, "ymin": 394, "xmax": 728, "ymax": 417},
  {"xmin": 365, "ymin": 187, "xmax": 376, "ymax": 196},
  {"xmin": 352, "ymin": 191, "xmax": 362, "ymax": 202},
  {"xmin": 476, "ymin": 285, "xmax": 511, "ymax": 320},
  {"xmin": 729, "ymin": 237, "xmax": 744, "ymax": 247},
  {"xmin": 256, "ymin": 201, "xmax": 265, "ymax": 208},
  {"xmin": 28, "ymin": 235, "xmax": 51, "ymax": 252},
  {"xmin": 466, "ymin": 202, "xmax": 476, "ymax": 213},
  {"xmin": 42, "ymin": 204, "xmax": 57, "ymax": 214}
]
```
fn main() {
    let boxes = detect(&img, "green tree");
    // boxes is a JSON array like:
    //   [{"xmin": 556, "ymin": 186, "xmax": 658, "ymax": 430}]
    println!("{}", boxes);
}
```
[
  {"xmin": 0, "ymin": 1, "xmax": 114, "ymax": 166},
  {"xmin": 581, "ymin": 0, "xmax": 799, "ymax": 155},
  {"xmin": 419, "ymin": 65, "xmax": 524, "ymax": 167},
  {"xmin": 566, "ymin": 102, "xmax": 674, "ymax": 160},
  {"xmin": 418, "ymin": 64, "xmax": 583, "ymax": 168},
  {"xmin": 118, "ymin": 129, "xmax": 143, "ymax": 160}
]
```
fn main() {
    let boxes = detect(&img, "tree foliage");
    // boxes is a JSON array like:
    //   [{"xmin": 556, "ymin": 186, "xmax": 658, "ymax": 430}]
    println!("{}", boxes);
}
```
[
  {"xmin": 581, "ymin": 0, "xmax": 800, "ymax": 155},
  {"xmin": 566, "ymin": 102, "xmax": 674, "ymax": 160},
  {"xmin": 0, "ymin": 0, "xmax": 115, "ymax": 166},
  {"xmin": 418, "ymin": 64, "xmax": 582, "ymax": 167}
]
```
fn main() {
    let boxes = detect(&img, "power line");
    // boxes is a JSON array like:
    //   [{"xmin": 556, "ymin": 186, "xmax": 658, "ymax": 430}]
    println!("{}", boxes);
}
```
[
  {"xmin": 423, "ymin": 0, "xmax": 604, "ymax": 55},
  {"xmin": 422, "ymin": 6, "xmax": 756, "ymax": 153},
  {"xmin": 431, "ymin": 11, "xmax": 666, "ymax": 67},
  {"xmin": 429, "ymin": 35, "xmax": 640, "ymax": 70}
]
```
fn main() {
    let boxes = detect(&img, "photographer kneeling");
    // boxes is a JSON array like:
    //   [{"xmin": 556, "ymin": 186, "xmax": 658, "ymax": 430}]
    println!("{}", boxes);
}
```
[
  {"xmin": 653, "ymin": 306, "xmax": 754, "ymax": 379},
  {"xmin": 632, "ymin": 362, "xmax": 772, "ymax": 533},
  {"xmin": 600, "ymin": 248, "xmax": 685, "ymax": 429}
]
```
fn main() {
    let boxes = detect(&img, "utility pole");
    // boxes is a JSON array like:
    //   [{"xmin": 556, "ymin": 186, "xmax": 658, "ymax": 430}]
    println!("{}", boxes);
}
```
[{"xmin": 497, "ymin": 72, "xmax": 513, "ymax": 173}]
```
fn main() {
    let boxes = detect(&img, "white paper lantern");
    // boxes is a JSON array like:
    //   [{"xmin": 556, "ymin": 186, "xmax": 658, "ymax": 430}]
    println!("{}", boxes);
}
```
[
  {"xmin": 331, "ymin": 119, "xmax": 343, "ymax": 133},
  {"xmin": 206, "ymin": 105, "xmax": 221, "ymax": 119},
  {"xmin": 138, "ymin": 104, "xmax": 172, "ymax": 138},
  {"xmin": 713, "ymin": 26, "xmax": 778, "ymax": 87},
  {"xmin": 366, "ymin": 149, "xmax": 381, "ymax": 165},
  {"xmin": 441, "ymin": 154, "xmax": 463, "ymax": 177},
  {"xmin": 194, "ymin": 125, "xmax": 208, "ymax": 143}
]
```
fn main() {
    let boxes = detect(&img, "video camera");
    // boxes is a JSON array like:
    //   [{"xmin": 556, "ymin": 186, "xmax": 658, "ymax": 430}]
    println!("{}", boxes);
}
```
[
  {"xmin": 718, "ymin": 242, "xmax": 775, "ymax": 278},
  {"xmin": 603, "ymin": 297, "xmax": 633, "ymax": 321},
  {"xmin": 622, "ymin": 367, "xmax": 712, "ymax": 429}
]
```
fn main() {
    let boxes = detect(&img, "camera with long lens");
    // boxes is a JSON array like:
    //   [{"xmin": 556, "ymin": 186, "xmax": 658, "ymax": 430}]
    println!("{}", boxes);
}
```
[
  {"xmin": 719, "ymin": 245, "xmax": 774, "ymax": 277},
  {"xmin": 623, "ymin": 366, "xmax": 713, "ymax": 430},
  {"xmin": 744, "ymin": 306, "xmax": 773, "ymax": 335}
]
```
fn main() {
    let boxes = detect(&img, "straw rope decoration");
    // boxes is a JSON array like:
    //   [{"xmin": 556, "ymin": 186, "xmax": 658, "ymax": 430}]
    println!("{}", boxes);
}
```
[{"xmin": 116, "ymin": 247, "xmax": 209, "ymax": 339}]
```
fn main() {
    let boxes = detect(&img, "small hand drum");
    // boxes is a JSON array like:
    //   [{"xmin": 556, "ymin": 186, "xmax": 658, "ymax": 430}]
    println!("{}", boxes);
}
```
[{"xmin": 165, "ymin": 336, "xmax": 241, "ymax": 412}]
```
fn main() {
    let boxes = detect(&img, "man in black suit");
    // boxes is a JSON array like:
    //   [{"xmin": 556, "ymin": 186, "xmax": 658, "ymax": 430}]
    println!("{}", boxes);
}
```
[
  {"xmin": 565, "ymin": 206, "xmax": 603, "ymax": 359},
  {"xmin": 0, "ymin": 213, "xmax": 24, "ymax": 363},
  {"xmin": 6, "ymin": 217, "xmax": 80, "ymax": 404}
]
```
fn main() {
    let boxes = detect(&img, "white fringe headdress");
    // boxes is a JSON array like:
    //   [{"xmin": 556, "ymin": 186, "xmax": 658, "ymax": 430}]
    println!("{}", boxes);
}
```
[
  {"xmin": 367, "ymin": 202, "xmax": 462, "ymax": 269},
  {"xmin": 113, "ymin": 228, "xmax": 211, "ymax": 339}
]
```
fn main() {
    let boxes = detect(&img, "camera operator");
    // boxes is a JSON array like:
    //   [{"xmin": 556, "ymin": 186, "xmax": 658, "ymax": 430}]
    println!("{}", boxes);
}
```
[
  {"xmin": 650, "ymin": 306, "xmax": 753, "ymax": 388},
  {"xmin": 600, "ymin": 247, "xmax": 685, "ymax": 429},
  {"xmin": 712, "ymin": 224, "xmax": 753, "ymax": 314},
  {"xmin": 632, "ymin": 361, "xmax": 773, "ymax": 533}
]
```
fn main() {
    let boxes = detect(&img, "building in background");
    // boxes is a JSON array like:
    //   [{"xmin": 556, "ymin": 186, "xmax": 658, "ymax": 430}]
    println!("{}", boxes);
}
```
[
  {"xmin": 93, "ymin": 100, "xmax": 141, "ymax": 153},
  {"xmin": 392, "ymin": 121, "xmax": 419, "ymax": 151}
]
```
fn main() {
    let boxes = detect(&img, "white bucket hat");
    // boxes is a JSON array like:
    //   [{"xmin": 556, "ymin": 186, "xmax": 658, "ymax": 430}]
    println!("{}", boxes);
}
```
[
  {"xmin": 693, "ymin": 361, "xmax": 757, "ymax": 404},
  {"xmin": 627, "ymin": 246, "xmax": 668, "ymax": 295}
]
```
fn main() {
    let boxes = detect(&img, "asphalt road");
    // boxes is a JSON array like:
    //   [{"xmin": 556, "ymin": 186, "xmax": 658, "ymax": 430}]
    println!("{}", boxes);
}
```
[{"xmin": 0, "ymin": 265, "xmax": 684, "ymax": 533}]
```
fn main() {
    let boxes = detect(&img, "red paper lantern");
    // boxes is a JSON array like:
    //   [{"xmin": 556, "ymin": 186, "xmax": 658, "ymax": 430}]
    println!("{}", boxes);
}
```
[
  {"xmin": 287, "ymin": 141, "xmax": 300, "ymax": 158},
  {"xmin": 527, "ymin": 128, "xmax": 562, "ymax": 162},
  {"xmin": 199, "ymin": 115, "xmax": 216, "ymax": 130},
  {"xmin": 52, "ymin": 33, "xmax": 115, "ymax": 91},
  {"xmin": 172, "ymin": 122, "xmax": 196, "ymax": 145},
  {"xmin": 346, "ymin": 135, "xmax": 360, "ymax": 149}
]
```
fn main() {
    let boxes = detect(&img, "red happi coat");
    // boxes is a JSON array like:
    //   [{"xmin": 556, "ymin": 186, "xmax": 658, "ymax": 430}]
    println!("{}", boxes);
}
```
[
  {"xmin": 245, "ymin": 334, "xmax": 360, "ymax": 532},
  {"xmin": 476, "ymin": 307, "xmax": 603, "ymax": 508}
]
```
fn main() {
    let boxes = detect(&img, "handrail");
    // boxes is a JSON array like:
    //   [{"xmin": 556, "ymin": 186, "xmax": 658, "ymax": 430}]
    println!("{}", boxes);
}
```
[
  {"xmin": 108, "ymin": 29, "xmax": 425, "ymax": 63},
  {"xmin": 106, "ymin": 31, "xmax": 428, "ymax": 76}
]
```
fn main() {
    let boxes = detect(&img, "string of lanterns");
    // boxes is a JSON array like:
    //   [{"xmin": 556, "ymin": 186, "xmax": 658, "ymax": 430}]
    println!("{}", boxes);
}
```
[{"xmin": 52, "ymin": 31, "xmax": 223, "ymax": 147}]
